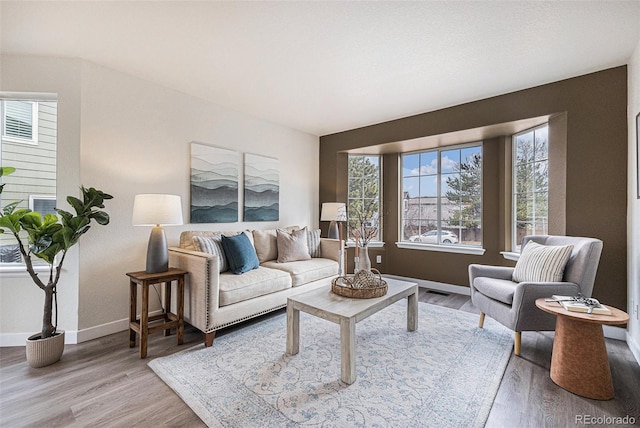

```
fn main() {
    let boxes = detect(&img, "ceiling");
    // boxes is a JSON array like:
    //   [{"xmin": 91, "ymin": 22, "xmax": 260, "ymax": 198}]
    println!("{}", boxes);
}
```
[{"xmin": 1, "ymin": 1, "xmax": 639, "ymax": 137}]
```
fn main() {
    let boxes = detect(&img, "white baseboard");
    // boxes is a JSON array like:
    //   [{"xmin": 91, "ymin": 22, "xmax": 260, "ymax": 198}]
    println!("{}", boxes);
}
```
[
  {"xmin": 0, "ymin": 310, "xmax": 162, "ymax": 347},
  {"xmin": 627, "ymin": 332, "xmax": 640, "ymax": 366},
  {"xmin": 383, "ymin": 274, "xmax": 471, "ymax": 296},
  {"xmin": 382, "ymin": 274, "xmax": 629, "ymax": 343}
]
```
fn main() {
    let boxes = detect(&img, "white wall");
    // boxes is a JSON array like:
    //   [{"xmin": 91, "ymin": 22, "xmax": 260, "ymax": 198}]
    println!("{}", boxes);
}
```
[
  {"xmin": 628, "ymin": 38, "xmax": 640, "ymax": 364},
  {"xmin": 0, "ymin": 55, "xmax": 319, "ymax": 344}
]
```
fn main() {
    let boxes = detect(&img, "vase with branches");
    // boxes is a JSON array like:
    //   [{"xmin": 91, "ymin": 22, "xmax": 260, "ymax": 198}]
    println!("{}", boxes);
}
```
[{"xmin": 0, "ymin": 166, "xmax": 112, "ymax": 365}]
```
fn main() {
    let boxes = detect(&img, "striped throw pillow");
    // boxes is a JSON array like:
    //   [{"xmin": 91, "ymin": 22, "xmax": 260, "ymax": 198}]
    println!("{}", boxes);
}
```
[
  {"xmin": 512, "ymin": 241, "xmax": 573, "ymax": 283},
  {"xmin": 192, "ymin": 235, "xmax": 228, "ymax": 273},
  {"xmin": 307, "ymin": 228, "xmax": 321, "ymax": 258}
]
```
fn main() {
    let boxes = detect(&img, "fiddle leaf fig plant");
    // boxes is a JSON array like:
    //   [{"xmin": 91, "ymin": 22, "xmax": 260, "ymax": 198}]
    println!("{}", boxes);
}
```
[{"xmin": 0, "ymin": 166, "xmax": 113, "ymax": 339}]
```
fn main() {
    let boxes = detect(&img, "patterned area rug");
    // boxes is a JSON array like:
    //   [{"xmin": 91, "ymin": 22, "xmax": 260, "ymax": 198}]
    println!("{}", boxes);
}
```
[{"xmin": 149, "ymin": 301, "xmax": 512, "ymax": 427}]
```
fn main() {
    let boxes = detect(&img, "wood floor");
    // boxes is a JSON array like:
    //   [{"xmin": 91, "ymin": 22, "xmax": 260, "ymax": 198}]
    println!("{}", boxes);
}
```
[{"xmin": 1, "ymin": 289, "xmax": 639, "ymax": 427}]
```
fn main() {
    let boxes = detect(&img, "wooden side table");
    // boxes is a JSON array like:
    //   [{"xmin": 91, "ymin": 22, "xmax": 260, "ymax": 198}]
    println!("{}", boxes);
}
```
[
  {"xmin": 127, "ymin": 268, "xmax": 187, "ymax": 358},
  {"xmin": 535, "ymin": 298, "xmax": 629, "ymax": 400}
]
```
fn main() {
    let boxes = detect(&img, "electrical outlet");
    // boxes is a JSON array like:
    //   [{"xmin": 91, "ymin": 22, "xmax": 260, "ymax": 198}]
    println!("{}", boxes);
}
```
[{"xmin": 376, "ymin": 255, "xmax": 382, "ymax": 263}]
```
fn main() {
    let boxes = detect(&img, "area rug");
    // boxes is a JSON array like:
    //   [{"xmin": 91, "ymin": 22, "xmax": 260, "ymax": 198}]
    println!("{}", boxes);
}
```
[{"xmin": 148, "ymin": 301, "xmax": 512, "ymax": 427}]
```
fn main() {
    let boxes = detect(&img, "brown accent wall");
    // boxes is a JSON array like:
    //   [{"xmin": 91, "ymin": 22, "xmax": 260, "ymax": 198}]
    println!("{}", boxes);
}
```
[{"xmin": 320, "ymin": 66, "xmax": 628, "ymax": 310}]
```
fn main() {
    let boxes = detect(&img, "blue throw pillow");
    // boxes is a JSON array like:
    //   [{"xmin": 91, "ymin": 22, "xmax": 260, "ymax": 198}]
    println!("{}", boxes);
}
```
[{"xmin": 221, "ymin": 233, "xmax": 260, "ymax": 274}]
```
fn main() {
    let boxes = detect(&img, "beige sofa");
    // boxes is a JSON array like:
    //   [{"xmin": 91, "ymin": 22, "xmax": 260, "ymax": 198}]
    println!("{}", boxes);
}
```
[{"xmin": 168, "ymin": 228, "xmax": 341, "ymax": 346}]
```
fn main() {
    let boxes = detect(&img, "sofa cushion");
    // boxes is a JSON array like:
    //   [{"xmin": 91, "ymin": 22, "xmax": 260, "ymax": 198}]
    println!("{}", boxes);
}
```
[
  {"xmin": 473, "ymin": 277, "xmax": 517, "ymax": 305},
  {"xmin": 252, "ymin": 226, "xmax": 300, "ymax": 263},
  {"xmin": 262, "ymin": 258, "xmax": 338, "ymax": 287},
  {"xmin": 192, "ymin": 235, "xmax": 228, "ymax": 273},
  {"xmin": 512, "ymin": 241, "xmax": 573, "ymax": 283},
  {"xmin": 307, "ymin": 228, "xmax": 321, "ymax": 258},
  {"xmin": 221, "ymin": 233, "xmax": 260, "ymax": 274},
  {"xmin": 276, "ymin": 227, "xmax": 311, "ymax": 263},
  {"xmin": 219, "ymin": 267, "xmax": 292, "ymax": 306}
]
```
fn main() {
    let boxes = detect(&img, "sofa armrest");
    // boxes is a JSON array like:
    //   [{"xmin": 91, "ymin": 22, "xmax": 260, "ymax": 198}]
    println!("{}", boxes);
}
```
[
  {"xmin": 319, "ymin": 238, "xmax": 342, "ymax": 263},
  {"xmin": 168, "ymin": 247, "xmax": 220, "ymax": 332}
]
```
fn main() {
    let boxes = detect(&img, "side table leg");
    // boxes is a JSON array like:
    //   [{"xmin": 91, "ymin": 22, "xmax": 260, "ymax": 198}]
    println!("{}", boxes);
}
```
[
  {"xmin": 129, "ymin": 280, "xmax": 137, "ymax": 348},
  {"xmin": 140, "ymin": 282, "xmax": 149, "ymax": 358},
  {"xmin": 286, "ymin": 301, "xmax": 300, "ymax": 355},
  {"xmin": 550, "ymin": 315, "xmax": 613, "ymax": 400},
  {"xmin": 177, "ymin": 276, "xmax": 184, "ymax": 345},
  {"xmin": 407, "ymin": 288, "xmax": 418, "ymax": 331},
  {"xmin": 164, "ymin": 281, "xmax": 172, "ymax": 337},
  {"xmin": 340, "ymin": 317, "xmax": 356, "ymax": 384}
]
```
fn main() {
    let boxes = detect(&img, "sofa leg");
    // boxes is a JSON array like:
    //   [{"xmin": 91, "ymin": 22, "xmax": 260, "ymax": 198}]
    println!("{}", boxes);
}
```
[
  {"xmin": 204, "ymin": 331, "xmax": 216, "ymax": 347},
  {"xmin": 514, "ymin": 331, "xmax": 521, "ymax": 356},
  {"xmin": 478, "ymin": 312, "xmax": 485, "ymax": 328}
]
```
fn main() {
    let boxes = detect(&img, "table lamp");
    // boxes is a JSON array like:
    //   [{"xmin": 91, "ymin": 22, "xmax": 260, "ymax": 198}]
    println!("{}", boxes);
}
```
[
  {"xmin": 320, "ymin": 202, "xmax": 346, "ymax": 239},
  {"xmin": 132, "ymin": 194, "xmax": 183, "ymax": 273}
]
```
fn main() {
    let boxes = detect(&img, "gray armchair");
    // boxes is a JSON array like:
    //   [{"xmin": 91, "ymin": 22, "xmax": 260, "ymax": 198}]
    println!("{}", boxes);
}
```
[{"xmin": 469, "ymin": 235, "xmax": 603, "ymax": 356}]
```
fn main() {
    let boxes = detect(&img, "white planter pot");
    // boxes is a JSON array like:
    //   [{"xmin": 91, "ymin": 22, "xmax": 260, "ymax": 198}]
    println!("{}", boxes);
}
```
[{"xmin": 26, "ymin": 330, "xmax": 65, "ymax": 368}]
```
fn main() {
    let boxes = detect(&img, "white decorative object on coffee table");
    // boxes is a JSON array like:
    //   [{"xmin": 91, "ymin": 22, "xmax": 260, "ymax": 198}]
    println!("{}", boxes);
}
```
[{"xmin": 286, "ymin": 278, "xmax": 418, "ymax": 384}]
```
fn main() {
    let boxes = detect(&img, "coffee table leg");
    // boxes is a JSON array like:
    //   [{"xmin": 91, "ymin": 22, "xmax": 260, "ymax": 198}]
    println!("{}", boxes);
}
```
[
  {"xmin": 340, "ymin": 317, "xmax": 356, "ymax": 384},
  {"xmin": 407, "ymin": 288, "xmax": 418, "ymax": 331},
  {"xmin": 286, "ymin": 301, "xmax": 300, "ymax": 355}
]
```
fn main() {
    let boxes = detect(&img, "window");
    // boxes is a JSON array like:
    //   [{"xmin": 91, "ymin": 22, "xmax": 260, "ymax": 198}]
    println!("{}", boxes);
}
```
[
  {"xmin": 347, "ymin": 155, "xmax": 381, "ymax": 243},
  {"xmin": 401, "ymin": 143, "xmax": 482, "ymax": 247},
  {"xmin": 1, "ymin": 97, "xmax": 57, "ymax": 266},
  {"xmin": 512, "ymin": 124, "xmax": 548, "ymax": 251},
  {"xmin": 2, "ymin": 100, "xmax": 38, "ymax": 143}
]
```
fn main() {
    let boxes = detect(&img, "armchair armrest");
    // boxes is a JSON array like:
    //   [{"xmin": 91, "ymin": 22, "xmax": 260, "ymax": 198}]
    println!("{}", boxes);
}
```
[
  {"xmin": 469, "ymin": 264, "xmax": 514, "ymax": 284},
  {"xmin": 512, "ymin": 281, "xmax": 580, "ymax": 331}
]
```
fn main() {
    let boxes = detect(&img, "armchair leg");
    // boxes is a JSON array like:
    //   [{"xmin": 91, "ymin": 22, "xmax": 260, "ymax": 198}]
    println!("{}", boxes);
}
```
[
  {"xmin": 514, "ymin": 332, "xmax": 521, "ymax": 356},
  {"xmin": 478, "ymin": 312, "xmax": 485, "ymax": 328}
]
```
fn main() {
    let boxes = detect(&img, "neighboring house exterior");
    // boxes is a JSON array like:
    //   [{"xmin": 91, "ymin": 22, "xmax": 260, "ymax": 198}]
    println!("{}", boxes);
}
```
[{"xmin": 0, "ymin": 100, "xmax": 57, "ymax": 253}]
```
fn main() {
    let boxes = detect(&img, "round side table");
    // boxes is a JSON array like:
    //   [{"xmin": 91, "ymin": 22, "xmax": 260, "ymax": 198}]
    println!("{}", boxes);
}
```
[{"xmin": 535, "ymin": 298, "xmax": 629, "ymax": 400}]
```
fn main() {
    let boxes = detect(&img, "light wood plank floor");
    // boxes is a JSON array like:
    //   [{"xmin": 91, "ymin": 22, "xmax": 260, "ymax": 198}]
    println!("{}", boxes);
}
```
[{"xmin": 1, "ymin": 289, "xmax": 638, "ymax": 427}]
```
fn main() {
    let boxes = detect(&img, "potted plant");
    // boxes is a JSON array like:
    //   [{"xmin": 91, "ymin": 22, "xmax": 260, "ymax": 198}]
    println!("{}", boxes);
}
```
[{"xmin": 0, "ymin": 166, "xmax": 112, "ymax": 367}]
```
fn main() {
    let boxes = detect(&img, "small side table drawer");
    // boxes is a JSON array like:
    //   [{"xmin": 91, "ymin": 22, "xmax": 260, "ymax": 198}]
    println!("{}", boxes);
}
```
[{"xmin": 126, "ymin": 268, "xmax": 188, "ymax": 358}]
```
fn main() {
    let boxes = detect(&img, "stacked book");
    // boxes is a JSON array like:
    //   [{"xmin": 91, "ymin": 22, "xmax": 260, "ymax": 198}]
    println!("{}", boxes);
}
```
[{"xmin": 550, "ymin": 295, "xmax": 612, "ymax": 315}]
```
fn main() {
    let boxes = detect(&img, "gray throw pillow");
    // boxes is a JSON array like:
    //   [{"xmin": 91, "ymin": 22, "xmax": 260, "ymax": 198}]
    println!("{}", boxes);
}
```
[
  {"xmin": 307, "ymin": 228, "xmax": 321, "ymax": 258},
  {"xmin": 192, "ymin": 235, "xmax": 228, "ymax": 273},
  {"xmin": 512, "ymin": 241, "xmax": 573, "ymax": 283},
  {"xmin": 276, "ymin": 227, "xmax": 311, "ymax": 263}
]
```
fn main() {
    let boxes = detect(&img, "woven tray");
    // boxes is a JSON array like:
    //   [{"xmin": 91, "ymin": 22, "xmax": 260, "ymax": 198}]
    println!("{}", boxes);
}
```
[{"xmin": 331, "ymin": 269, "xmax": 388, "ymax": 299}]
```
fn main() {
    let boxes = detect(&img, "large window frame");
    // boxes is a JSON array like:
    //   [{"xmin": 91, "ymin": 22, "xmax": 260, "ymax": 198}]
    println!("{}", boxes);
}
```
[
  {"xmin": 400, "ymin": 142, "xmax": 483, "ymax": 251},
  {"xmin": 0, "ymin": 96, "xmax": 57, "ymax": 272},
  {"xmin": 347, "ymin": 155, "xmax": 382, "ymax": 245},
  {"xmin": 512, "ymin": 124, "xmax": 549, "ymax": 252}
]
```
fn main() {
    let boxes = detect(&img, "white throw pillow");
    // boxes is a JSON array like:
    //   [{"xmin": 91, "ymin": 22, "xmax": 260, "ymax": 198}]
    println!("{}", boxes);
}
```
[{"xmin": 512, "ymin": 241, "xmax": 573, "ymax": 283}]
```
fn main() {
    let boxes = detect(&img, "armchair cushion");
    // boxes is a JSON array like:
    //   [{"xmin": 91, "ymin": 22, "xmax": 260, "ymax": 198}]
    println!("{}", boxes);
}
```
[
  {"xmin": 512, "ymin": 241, "xmax": 573, "ymax": 283},
  {"xmin": 473, "ymin": 277, "xmax": 517, "ymax": 305}
]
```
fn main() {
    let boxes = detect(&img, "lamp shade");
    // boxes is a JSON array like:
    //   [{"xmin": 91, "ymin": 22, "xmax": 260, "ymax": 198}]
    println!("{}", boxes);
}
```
[
  {"xmin": 132, "ymin": 194, "xmax": 183, "ymax": 226},
  {"xmin": 320, "ymin": 202, "xmax": 346, "ymax": 222}
]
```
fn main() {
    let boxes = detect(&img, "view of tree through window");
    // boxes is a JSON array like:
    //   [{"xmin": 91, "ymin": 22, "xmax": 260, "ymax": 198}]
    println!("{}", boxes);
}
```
[
  {"xmin": 347, "ymin": 155, "xmax": 381, "ymax": 244},
  {"xmin": 401, "ymin": 144, "xmax": 482, "ymax": 246},
  {"xmin": 513, "ymin": 124, "xmax": 548, "ymax": 250}
]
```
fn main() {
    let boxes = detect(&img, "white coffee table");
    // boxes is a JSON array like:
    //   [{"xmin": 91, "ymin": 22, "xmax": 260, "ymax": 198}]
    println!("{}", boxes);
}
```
[{"xmin": 286, "ymin": 278, "xmax": 418, "ymax": 384}]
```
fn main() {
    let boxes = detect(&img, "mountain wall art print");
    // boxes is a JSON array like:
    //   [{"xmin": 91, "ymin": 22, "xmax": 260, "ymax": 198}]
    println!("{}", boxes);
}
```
[
  {"xmin": 244, "ymin": 153, "xmax": 279, "ymax": 221},
  {"xmin": 190, "ymin": 143, "xmax": 239, "ymax": 223}
]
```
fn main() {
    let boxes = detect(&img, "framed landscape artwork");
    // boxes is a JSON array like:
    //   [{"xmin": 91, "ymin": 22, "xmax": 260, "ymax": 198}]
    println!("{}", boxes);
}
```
[
  {"xmin": 244, "ymin": 153, "xmax": 279, "ymax": 221},
  {"xmin": 190, "ymin": 142, "xmax": 239, "ymax": 223}
]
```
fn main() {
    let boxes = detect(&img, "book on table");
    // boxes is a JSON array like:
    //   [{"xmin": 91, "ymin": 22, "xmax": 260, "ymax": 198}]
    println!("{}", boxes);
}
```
[{"xmin": 550, "ymin": 295, "xmax": 612, "ymax": 315}]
